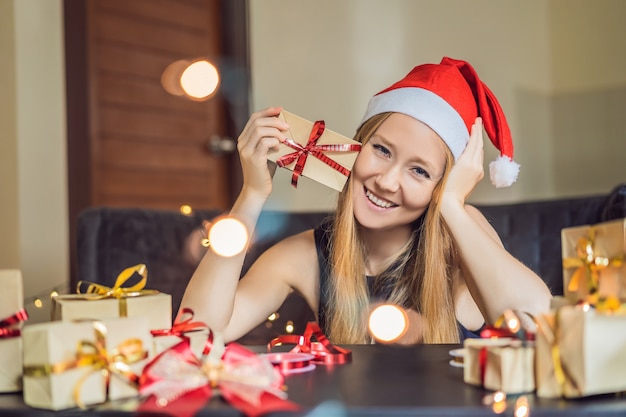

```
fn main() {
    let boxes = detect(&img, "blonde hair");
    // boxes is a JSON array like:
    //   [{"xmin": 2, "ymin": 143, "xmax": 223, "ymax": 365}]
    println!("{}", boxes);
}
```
[{"xmin": 325, "ymin": 113, "xmax": 459, "ymax": 344}]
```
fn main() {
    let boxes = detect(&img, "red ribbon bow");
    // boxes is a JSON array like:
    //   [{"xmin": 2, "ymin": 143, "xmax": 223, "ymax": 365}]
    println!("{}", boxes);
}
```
[
  {"xmin": 268, "ymin": 321, "xmax": 352, "ymax": 365},
  {"xmin": 138, "ymin": 336, "xmax": 299, "ymax": 417},
  {"xmin": 151, "ymin": 308, "xmax": 213, "ymax": 356},
  {"xmin": 276, "ymin": 120, "xmax": 362, "ymax": 188},
  {"xmin": 0, "ymin": 308, "xmax": 28, "ymax": 339}
]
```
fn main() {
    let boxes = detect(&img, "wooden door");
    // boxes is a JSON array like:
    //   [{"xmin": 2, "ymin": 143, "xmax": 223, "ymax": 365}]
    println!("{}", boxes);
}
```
[{"xmin": 65, "ymin": 0, "xmax": 249, "ymax": 282}]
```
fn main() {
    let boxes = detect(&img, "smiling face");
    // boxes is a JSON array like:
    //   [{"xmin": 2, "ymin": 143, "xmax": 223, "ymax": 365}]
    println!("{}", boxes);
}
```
[{"xmin": 352, "ymin": 113, "xmax": 449, "ymax": 232}]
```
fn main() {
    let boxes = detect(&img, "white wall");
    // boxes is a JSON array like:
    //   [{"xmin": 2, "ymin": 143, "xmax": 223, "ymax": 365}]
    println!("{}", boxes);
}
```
[
  {"xmin": 249, "ymin": 0, "xmax": 626, "ymax": 210},
  {"xmin": 0, "ymin": 0, "xmax": 68, "ymax": 322}
]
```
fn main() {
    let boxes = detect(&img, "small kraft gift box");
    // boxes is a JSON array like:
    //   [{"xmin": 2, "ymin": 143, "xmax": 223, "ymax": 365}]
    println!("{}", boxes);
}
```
[
  {"xmin": 464, "ymin": 337, "xmax": 535, "ymax": 394},
  {"xmin": 22, "ymin": 316, "xmax": 152, "ymax": 410},
  {"xmin": 0, "ymin": 269, "xmax": 28, "ymax": 393},
  {"xmin": 51, "ymin": 264, "xmax": 172, "ymax": 331},
  {"xmin": 151, "ymin": 308, "xmax": 214, "ymax": 359},
  {"xmin": 561, "ymin": 218, "xmax": 625, "ymax": 303},
  {"xmin": 535, "ymin": 304, "xmax": 626, "ymax": 399},
  {"xmin": 266, "ymin": 110, "xmax": 362, "ymax": 191}
]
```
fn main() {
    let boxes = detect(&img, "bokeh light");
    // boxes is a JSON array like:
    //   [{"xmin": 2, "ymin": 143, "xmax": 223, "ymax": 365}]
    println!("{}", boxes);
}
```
[
  {"xmin": 179, "ymin": 205, "xmax": 193, "ymax": 215},
  {"xmin": 180, "ymin": 60, "xmax": 220, "ymax": 100},
  {"xmin": 368, "ymin": 304, "xmax": 408, "ymax": 343},
  {"xmin": 208, "ymin": 217, "xmax": 248, "ymax": 257}
]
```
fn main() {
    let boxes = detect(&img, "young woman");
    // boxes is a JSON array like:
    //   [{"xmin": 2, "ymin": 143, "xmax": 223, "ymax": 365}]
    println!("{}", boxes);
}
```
[{"xmin": 180, "ymin": 57, "xmax": 553, "ymax": 344}]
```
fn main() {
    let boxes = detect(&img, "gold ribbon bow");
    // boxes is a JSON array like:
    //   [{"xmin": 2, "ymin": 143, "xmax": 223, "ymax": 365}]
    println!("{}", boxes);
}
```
[
  {"xmin": 24, "ymin": 320, "xmax": 148, "ymax": 409},
  {"xmin": 562, "ymin": 228, "xmax": 624, "ymax": 305},
  {"xmin": 56, "ymin": 264, "xmax": 159, "ymax": 317}
]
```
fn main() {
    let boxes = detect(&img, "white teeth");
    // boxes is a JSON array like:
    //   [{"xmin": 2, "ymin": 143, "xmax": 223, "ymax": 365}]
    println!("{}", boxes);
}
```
[{"xmin": 365, "ymin": 189, "xmax": 395, "ymax": 208}]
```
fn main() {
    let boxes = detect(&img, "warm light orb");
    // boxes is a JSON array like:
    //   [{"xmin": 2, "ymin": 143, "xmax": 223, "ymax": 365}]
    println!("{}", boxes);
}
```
[
  {"xmin": 514, "ymin": 395, "xmax": 530, "ymax": 417},
  {"xmin": 179, "ymin": 205, "xmax": 193, "ymax": 215},
  {"xmin": 34, "ymin": 298, "xmax": 43, "ymax": 308},
  {"xmin": 180, "ymin": 60, "xmax": 220, "ymax": 100},
  {"xmin": 208, "ymin": 217, "xmax": 248, "ymax": 257},
  {"xmin": 368, "ymin": 304, "xmax": 407, "ymax": 343}
]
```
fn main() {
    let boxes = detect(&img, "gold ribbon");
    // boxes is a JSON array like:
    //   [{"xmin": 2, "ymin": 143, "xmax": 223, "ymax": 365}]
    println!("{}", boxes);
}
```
[
  {"xmin": 540, "ymin": 305, "xmax": 626, "ymax": 397},
  {"xmin": 56, "ymin": 264, "xmax": 159, "ymax": 317},
  {"xmin": 23, "ymin": 320, "xmax": 147, "ymax": 409},
  {"xmin": 562, "ymin": 228, "xmax": 624, "ymax": 300}
]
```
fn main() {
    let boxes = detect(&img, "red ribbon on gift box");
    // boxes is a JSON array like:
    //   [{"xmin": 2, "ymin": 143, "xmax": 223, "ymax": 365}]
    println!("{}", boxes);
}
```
[
  {"xmin": 0, "ymin": 308, "xmax": 28, "ymax": 339},
  {"xmin": 268, "ymin": 321, "xmax": 352, "ymax": 366},
  {"xmin": 138, "ymin": 334, "xmax": 300, "ymax": 417},
  {"xmin": 276, "ymin": 120, "xmax": 362, "ymax": 188},
  {"xmin": 151, "ymin": 308, "xmax": 214, "ymax": 357}
]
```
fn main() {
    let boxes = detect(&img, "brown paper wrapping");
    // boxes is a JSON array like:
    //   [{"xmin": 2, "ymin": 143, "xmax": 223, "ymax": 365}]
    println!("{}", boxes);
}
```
[
  {"xmin": 22, "ymin": 317, "xmax": 152, "ymax": 410},
  {"xmin": 267, "ymin": 110, "xmax": 361, "ymax": 191},
  {"xmin": 51, "ymin": 292, "xmax": 172, "ymax": 331},
  {"xmin": 561, "ymin": 218, "xmax": 625, "ymax": 302},
  {"xmin": 535, "ymin": 305, "xmax": 626, "ymax": 398},
  {"xmin": 0, "ymin": 269, "xmax": 25, "ymax": 393},
  {"xmin": 464, "ymin": 338, "xmax": 535, "ymax": 394}
]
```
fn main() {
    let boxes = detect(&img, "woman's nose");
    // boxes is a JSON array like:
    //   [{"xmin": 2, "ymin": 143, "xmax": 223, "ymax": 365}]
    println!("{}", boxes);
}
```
[{"xmin": 375, "ymin": 166, "xmax": 401, "ymax": 192}]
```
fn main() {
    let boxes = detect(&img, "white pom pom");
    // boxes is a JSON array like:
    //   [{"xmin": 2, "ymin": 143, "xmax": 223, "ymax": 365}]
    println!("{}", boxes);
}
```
[{"xmin": 489, "ymin": 155, "xmax": 520, "ymax": 188}]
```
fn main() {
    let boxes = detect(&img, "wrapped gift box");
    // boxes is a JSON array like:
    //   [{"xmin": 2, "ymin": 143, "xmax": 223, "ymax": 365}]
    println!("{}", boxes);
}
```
[
  {"xmin": 464, "ymin": 338, "xmax": 535, "ymax": 394},
  {"xmin": 535, "ymin": 304, "xmax": 626, "ymax": 398},
  {"xmin": 267, "ymin": 110, "xmax": 361, "ymax": 191},
  {"xmin": 51, "ymin": 293, "xmax": 172, "ymax": 331},
  {"xmin": 0, "ymin": 269, "xmax": 26, "ymax": 393},
  {"xmin": 561, "ymin": 218, "xmax": 625, "ymax": 302},
  {"xmin": 22, "ymin": 317, "xmax": 152, "ymax": 410}
]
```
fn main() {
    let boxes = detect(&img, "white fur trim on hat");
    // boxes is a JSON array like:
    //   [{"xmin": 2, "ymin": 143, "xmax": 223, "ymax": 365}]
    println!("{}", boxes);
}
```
[
  {"xmin": 361, "ymin": 87, "xmax": 468, "ymax": 160},
  {"xmin": 489, "ymin": 155, "xmax": 520, "ymax": 188}
]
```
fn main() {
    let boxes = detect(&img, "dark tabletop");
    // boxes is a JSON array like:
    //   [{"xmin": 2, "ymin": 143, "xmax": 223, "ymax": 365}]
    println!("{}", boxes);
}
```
[{"xmin": 1, "ymin": 344, "xmax": 626, "ymax": 416}]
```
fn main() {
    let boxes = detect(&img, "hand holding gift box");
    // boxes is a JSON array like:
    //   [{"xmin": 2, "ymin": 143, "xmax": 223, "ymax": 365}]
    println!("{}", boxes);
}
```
[
  {"xmin": 266, "ymin": 110, "xmax": 362, "ymax": 191},
  {"xmin": 22, "ymin": 317, "xmax": 152, "ymax": 410},
  {"xmin": 0, "ymin": 269, "xmax": 28, "ymax": 393},
  {"xmin": 562, "ymin": 218, "xmax": 625, "ymax": 303},
  {"xmin": 51, "ymin": 264, "xmax": 172, "ymax": 331}
]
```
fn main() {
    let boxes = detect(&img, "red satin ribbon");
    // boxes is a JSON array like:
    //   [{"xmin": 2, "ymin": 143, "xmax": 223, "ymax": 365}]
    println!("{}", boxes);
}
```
[
  {"xmin": 138, "ymin": 338, "xmax": 299, "ymax": 417},
  {"xmin": 150, "ymin": 308, "xmax": 214, "ymax": 356},
  {"xmin": 268, "ymin": 321, "xmax": 352, "ymax": 365},
  {"xmin": 0, "ymin": 308, "xmax": 28, "ymax": 339},
  {"xmin": 276, "ymin": 120, "xmax": 362, "ymax": 188}
]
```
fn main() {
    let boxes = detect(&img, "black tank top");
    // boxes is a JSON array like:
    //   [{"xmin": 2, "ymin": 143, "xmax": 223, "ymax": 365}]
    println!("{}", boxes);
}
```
[{"xmin": 313, "ymin": 217, "xmax": 482, "ymax": 341}]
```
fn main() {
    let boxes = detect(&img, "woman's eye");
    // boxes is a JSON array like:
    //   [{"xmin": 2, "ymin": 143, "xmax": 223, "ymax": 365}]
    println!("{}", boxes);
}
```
[
  {"xmin": 372, "ymin": 144, "xmax": 391, "ymax": 157},
  {"xmin": 412, "ymin": 167, "xmax": 431, "ymax": 179}
]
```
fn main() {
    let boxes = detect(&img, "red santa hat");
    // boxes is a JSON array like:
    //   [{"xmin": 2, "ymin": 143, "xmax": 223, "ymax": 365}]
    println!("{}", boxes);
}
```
[{"xmin": 360, "ymin": 56, "xmax": 519, "ymax": 188}]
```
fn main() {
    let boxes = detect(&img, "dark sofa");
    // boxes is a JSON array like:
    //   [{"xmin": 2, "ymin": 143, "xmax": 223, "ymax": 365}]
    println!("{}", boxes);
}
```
[{"xmin": 76, "ymin": 183, "xmax": 625, "ymax": 344}]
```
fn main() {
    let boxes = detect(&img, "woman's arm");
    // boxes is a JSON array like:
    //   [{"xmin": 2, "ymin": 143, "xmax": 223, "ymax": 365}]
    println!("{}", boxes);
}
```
[
  {"xmin": 179, "ymin": 106, "xmax": 317, "ymax": 341},
  {"xmin": 440, "ymin": 118, "xmax": 552, "ymax": 325}
]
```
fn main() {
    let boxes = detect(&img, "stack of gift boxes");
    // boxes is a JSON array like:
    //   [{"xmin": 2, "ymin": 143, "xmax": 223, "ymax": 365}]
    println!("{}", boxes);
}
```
[
  {"xmin": 2, "ymin": 263, "xmax": 219, "ymax": 411},
  {"xmin": 0, "ymin": 110, "xmax": 361, "ymax": 412},
  {"xmin": 463, "ymin": 217, "xmax": 626, "ymax": 399}
]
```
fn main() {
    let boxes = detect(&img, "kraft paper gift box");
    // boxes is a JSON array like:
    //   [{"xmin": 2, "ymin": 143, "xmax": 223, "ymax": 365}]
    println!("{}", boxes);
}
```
[
  {"xmin": 0, "ymin": 269, "xmax": 27, "ymax": 393},
  {"xmin": 535, "ymin": 304, "xmax": 626, "ymax": 399},
  {"xmin": 51, "ymin": 264, "xmax": 172, "ymax": 331},
  {"xmin": 464, "ymin": 338, "xmax": 535, "ymax": 394},
  {"xmin": 561, "ymin": 218, "xmax": 625, "ymax": 303},
  {"xmin": 267, "ymin": 110, "xmax": 362, "ymax": 191},
  {"xmin": 22, "ymin": 316, "xmax": 152, "ymax": 410}
]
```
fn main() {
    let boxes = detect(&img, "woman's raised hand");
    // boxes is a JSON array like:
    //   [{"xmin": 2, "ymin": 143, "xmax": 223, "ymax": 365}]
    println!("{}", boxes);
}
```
[
  {"xmin": 442, "ymin": 117, "xmax": 485, "ymax": 205},
  {"xmin": 237, "ymin": 107, "xmax": 289, "ymax": 199}
]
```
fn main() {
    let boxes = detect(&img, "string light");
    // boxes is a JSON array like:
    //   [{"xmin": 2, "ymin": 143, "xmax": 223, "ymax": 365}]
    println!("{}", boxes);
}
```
[
  {"xmin": 285, "ymin": 320, "xmax": 294, "ymax": 334},
  {"xmin": 179, "ymin": 205, "xmax": 193, "ymax": 215}
]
